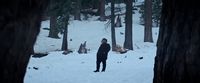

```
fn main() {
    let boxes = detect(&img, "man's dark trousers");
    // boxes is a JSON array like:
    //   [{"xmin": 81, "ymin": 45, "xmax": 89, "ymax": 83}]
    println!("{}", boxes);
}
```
[{"xmin": 96, "ymin": 59, "xmax": 106, "ymax": 71}]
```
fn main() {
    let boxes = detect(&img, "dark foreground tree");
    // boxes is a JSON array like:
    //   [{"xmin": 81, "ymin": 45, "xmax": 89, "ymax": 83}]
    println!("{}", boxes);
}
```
[
  {"xmin": 124, "ymin": 0, "xmax": 133, "ymax": 50},
  {"xmin": 144, "ymin": 0, "xmax": 153, "ymax": 42},
  {"xmin": 154, "ymin": 0, "xmax": 200, "ymax": 83},
  {"xmin": 0, "ymin": 0, "xmax": 48, "ymax": 83}
]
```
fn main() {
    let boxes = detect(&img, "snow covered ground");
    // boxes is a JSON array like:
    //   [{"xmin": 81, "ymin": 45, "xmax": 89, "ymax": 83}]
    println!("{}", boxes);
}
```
[{"xmin": 24, "ymin": 4, "xmax": 159, "ymax": 83}]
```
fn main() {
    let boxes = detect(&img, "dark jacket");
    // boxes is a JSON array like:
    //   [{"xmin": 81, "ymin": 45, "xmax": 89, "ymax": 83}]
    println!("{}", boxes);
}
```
[{"xmin": 97, "ymin": 43, "xmax": 111, "ymax": 60}]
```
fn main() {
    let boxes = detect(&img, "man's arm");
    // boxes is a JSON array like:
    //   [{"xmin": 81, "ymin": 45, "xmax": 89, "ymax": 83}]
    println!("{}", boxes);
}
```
[{"xmin": 106, "ymin": 44, "xmax": 111, "ymax": 53}]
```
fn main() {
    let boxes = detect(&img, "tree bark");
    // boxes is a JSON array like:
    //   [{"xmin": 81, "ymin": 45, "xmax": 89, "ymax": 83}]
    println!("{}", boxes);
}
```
[
  {"xmin": 61, "ymin": 13, "xmax": 69, "ymax": 51},
  {"xmin": 153, "ymin": 0, "xmax": 200, "ymax": 83},
  {"xmin": 61, "ymin": 25, "xmax": 68, "ymax": 51},
  {"xmin": 99, "ymin": 0, "xmax": 106, "ymax": 21},
  {"xmin": 0, "ymin": 0, "xmax": 48, "ymax": 82},
  {"xmin": 111, "ymin": 0, "xmax": 117, "ymax": 51},
  {"xmin": 48, "ymin": 15, "xmax": 59, "ymax": 38},
  {"xmin": 124, "ymin": 0, "xmax": 133, "ymax": 50},
  {"xmin": 74, "ymin": 0, "xmax": 81, "ymax": 20},
  {"xmin": 115, "ymin": 15, "xmax": 122, "ymax": 27},
  {"xmin": 144, "ymin": 0, "xmax": 153, "ymax": 42}
]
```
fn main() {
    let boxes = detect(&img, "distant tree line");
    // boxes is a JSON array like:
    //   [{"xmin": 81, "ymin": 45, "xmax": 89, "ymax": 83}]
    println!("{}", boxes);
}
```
[{"xmin": 46, "ymin": 0, "xmax": 157, "ymax": 53}]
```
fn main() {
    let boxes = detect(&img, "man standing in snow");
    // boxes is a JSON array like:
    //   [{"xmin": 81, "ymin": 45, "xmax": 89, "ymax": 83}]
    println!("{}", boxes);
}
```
[{"xmin": 94, "ymin": 38, "xmax": 111, "ymax": 72}]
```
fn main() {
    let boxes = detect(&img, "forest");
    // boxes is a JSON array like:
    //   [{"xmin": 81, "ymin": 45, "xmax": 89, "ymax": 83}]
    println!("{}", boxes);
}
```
[{"xmin": 0, "ymin": 0, "xmax": 200, "ymax": 83}]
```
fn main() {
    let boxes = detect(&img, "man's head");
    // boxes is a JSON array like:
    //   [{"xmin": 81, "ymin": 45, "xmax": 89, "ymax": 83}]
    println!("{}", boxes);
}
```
[{"xmin": 101, "ymin": 38, "xmax": 107, "ymax": 43}]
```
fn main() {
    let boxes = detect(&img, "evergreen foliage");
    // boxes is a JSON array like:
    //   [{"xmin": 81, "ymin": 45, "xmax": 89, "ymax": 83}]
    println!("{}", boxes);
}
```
[
  {"xmin": 47, "ymin": 0, "xmax": 72, "ymax": 33},
  {"xmin": 139, "ymin": 3, "xmax": 145, "ymax": 25},
  {"xmin": 81, "ymin": 0, "xmax": 99, "ymax": 9},
  {"xmin": 139, "ymin": 0, "xmax": 162, "ymax": 26},
  {"xmin": 152, "ymin": 0, "xmax": 162, "ymax": 27}
]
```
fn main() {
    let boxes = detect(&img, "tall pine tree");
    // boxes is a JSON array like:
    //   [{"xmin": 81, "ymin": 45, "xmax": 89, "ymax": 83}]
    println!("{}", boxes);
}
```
[
  {"xmin": 139, "ymin": 0, "xmax": 162, "ymax": 27},
  {"xmin": 111, "ymin": 0, "xmax": 117, "ymax": 51},
  {"xmin": 99, "ymin": 0, "xmax": 106, "ymax": 21},
  {"xmin": 48, "ymin": 0, "xmax": 60, "ymax": 38},
  {"xmin": 124, "ymin": 0, "xmax": 133, "ymax": 50},
  {"xmin": 144, "ymin": 0, "xmax": 153, "ymax": 42},
  {"xmin": 48, "ymin": 0, "xmax": 72, "ymax": 51}
]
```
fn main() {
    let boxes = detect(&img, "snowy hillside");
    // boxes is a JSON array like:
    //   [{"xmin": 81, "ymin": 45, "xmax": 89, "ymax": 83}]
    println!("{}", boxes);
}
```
[{"xmin": 24, "ymin": 3, "xmax": 159, "ymax": 83}]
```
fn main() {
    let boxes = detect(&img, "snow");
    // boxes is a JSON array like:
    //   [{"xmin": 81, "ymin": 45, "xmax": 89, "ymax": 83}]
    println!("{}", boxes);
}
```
[
  {"xmin": 24, "ymin": 2, "xmax": 159, "ymax": 83},
  {"xmin": 25, "ymin": 49, "xmax": 156, "ymax": 83}
]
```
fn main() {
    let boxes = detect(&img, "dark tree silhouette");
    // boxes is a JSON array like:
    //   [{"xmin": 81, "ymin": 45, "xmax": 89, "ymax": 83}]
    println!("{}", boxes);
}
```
[
  {"xmin": 74, "ymin": 0, "xmax": 81, "ymax": 20},
  {"xmin": 61, "ymin": 15, "xmax": 69, "ymax": 51},
  {"xmin": 144, "ymin": 0, "xmax": 153, "ymax": 42},
  {"xmin": 99, "ymin": 0, "xmax": 106, "ymax": 21},
  {"xmin": 111, "ymin": 0, "xmax": 117, "ymax": 51},
  {"xmin": 48, "ymin": 0, "xmax": 60, "ymax": 39},
  {"xmin": 153, "ymin": 0, "xmax": 200, "ymax": 83},
  {"xmin": 0, "ymin": 0, "xmax": 48, "ymax": 82},
  {"xmin": 49, "ymin": 15, "xmax": 59, "ymax": 38},
  {"xmin": 124, "ymin": 0, "xmax": 133, "ymax": 50}
]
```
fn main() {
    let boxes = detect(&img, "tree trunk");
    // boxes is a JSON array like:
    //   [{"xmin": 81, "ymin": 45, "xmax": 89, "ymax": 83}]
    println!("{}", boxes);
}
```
[
  {"xmin": 115, "ymin": 15, "xmax": 122, "ymax": 27},
  {"xmin": 144, "ymin": 0, "xmax": 153, "ymax": 42},
  {"xmin": 61, "ymin": 16, "xmax": 69, "ymax": 51},
  {"xmin": 74, "ymin": 0, "xmax": 81, "ymax": 20},
  {"xmin": 99, "ymin": 0, "xmax": 106, "ymax": 21},
  {"xmin": 153, "ymin": 0, "xmax": 200, "ymax": 83},
  {"xmin": 156, "ymin": 19, "xmax": 159, "ymax": 27},
  {"xmin": 0, "ymin": 0, "xmax": 48, "ymax": 82},
  {"xmin": 124, "ymin": 0, "xmax": 133, "ymax": 50},
  {"xmin": 48, "ymin": 15, "xmax": 59, "ymax": 38},
  {"xmin": 111, "ymin": 0, "xmax": 117, "ymax": 51},
  {"xmin": 61, "ymin": 13, "xmax": 69, "ymax": 51}
]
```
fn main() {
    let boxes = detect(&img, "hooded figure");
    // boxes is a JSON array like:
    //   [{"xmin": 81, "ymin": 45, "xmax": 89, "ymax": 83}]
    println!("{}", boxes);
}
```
[{"xmin": 94, "ymin": 38, "xmax": 111, "ymax": 72}]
